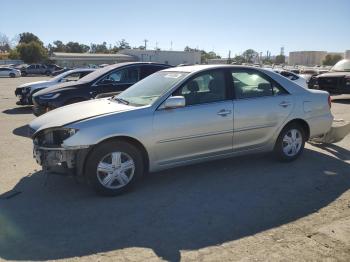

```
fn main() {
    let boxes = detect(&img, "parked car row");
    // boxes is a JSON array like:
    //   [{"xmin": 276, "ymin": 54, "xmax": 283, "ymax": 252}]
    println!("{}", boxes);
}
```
[
  {"xmin": 23, "ymin": 63, "xmax": 334, "ymax": 196},
  {"xmin": 15, "ymin": 68, "xmax": 95, "ymax": 105}
]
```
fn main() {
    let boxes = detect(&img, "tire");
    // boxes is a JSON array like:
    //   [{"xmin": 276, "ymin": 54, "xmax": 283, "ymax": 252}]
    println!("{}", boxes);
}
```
[
  {"xmin": 9, "ymin": 73, "xmax": 15, "ymax": 78},
  {"xmin": 45, "ymin": 71, "xmax": 51, "ymax": 76},
  {"xmin": 21, "ymin": 71, "xmax": 27, "ymax": 76},
  {"xmin": 85, "ymin": 140, "xmax": 144, "ymax": 196},
  {"xmin": 274, "ymin": 123, "xmax": 306, "ymax": 161}
]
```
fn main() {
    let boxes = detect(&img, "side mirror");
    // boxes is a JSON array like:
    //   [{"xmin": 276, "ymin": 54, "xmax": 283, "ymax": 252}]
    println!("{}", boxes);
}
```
[{"xmin": 161, "ymin": 96, "xmax": 186, "ymax": 109}]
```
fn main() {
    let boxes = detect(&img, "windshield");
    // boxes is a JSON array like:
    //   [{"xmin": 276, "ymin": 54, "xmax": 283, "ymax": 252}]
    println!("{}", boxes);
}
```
[
  {"xmin": 331, "ymin": 59, "xmax": 350, "ymax": 72},
  {"xmin": 116, "ymin": 71, "xmax": 189, "ymax": 106},
  {"xmin": 76, "ymin": 64, "xmax": 116, "ymax": 83}
]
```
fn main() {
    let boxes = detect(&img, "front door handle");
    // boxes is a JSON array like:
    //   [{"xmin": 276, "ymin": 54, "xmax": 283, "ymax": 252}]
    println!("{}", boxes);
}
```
[
  {"xmin": 217, "ymin": 109, "xmax": 232, "ymax": 116},
  {"xmin": 279, "ymin": 101, "xmax": 291, "ymax": 108}
]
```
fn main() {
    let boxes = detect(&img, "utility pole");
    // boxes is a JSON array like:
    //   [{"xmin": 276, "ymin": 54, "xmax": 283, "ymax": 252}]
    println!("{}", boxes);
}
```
[
  {"xmin": 170, "ymin": 41, "xmax": 173, "ymax": 51},
  {"xmin": 144, "ymin": 39, "xmax": 148, "ymax": 50}
]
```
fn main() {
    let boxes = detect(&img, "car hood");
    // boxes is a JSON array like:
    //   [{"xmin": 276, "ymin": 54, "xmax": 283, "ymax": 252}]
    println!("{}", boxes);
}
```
[
  {"xmin": 317, "ymin": 72, "xmax": 350, "ymax": 78},
  {"xmin": 29, "ymin": 98, "xmax": 135, "ymax": 134},
  {"xmin": 18, "ymin": 80, "xmax": 50, "ymax": 88},
  {"xmin": 34, "ymin": 81, "xmax": 83, "ymax": 96}
]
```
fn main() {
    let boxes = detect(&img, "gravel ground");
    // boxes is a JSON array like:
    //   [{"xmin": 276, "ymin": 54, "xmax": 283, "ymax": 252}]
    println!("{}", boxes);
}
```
[{"xmin": 0, "ymin": 76, "xmax": 350, "ymax": 262}]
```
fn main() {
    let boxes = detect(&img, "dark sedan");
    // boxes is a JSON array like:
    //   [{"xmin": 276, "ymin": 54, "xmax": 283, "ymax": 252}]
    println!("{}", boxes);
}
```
[{"xmin": 32, "ymin": 62, "xmax": 172, "ymax": 116}]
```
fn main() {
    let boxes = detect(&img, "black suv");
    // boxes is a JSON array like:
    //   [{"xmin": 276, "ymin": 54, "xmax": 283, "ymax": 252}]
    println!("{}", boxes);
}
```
[
  {"xmin": 314, "ymin": 59, "xmax": 350, "ymax": 94},
  {"xmin": 32, "ymin": 62, "xmax": 172, "ymax": 116}
]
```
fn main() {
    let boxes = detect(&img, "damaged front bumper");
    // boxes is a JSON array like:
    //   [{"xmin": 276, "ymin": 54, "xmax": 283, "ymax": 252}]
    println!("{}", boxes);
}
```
[{"xmin": 33, "ymin": 145, "xmax": 89, "ymax": 176}]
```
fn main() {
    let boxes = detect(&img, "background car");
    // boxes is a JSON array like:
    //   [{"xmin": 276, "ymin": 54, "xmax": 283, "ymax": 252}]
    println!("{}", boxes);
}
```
[
  {"xmin": 21, "ymin": 64, "xmax": 52, "ymax": 76},
  {"xmin": 15, "ymin": 68, "xmax": 95, "ymax": 105},
  {"xmin": 32, "ymin": 62, "xmax": 172, "ymax": 116},
  {"xmin": 29, "ymin": 65, "xmax": 333, "ymax": 196},
  {"xmin": 0, "ymin": 67, "xmax": 21, "ymax": 78},
  {"xmin": 313, "ymin": 59, "xmax": 350, "ymax": 94},
  {"xmin": 51, "ymin": 67, "xmax": 73, "ymax": 76}
]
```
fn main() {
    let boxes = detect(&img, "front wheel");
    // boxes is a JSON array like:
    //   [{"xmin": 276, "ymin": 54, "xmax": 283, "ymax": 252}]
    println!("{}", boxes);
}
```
[
  {"xmin": 9, "ymin": 73, "xmax": 15, "ymax": 78},
  {"xmin": 85, "ymin": 141, "xmax": 144, "ymax": 196},
  {"xmin": 274, "ymin": 123, "xmax": 305, "ymax": 161}
]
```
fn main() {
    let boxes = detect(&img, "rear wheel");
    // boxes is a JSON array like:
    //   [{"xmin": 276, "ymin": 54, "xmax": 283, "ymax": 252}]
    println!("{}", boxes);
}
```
[
  {"xmin": 274, "ymin": 123, "xmax": 305, "ymax": 161},
  {"xmin": 9, "ymin": 73, "xmax": 15, "ymax": 78},
  {"xmin": 85, "ymin": 141, "xmax": 144, "ymax": 196}
]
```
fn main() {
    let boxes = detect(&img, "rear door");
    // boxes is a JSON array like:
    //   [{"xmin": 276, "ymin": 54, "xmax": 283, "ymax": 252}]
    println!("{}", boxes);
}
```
[{"xmin": 231, "ymin": 68, "xmax": 293, "ymax": 151}]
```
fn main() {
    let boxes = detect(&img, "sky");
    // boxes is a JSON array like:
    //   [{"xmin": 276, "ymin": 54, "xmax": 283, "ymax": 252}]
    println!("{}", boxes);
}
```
[{"xmin": 1, "ymin": 0, "xmax": 349, "ymax": 57}]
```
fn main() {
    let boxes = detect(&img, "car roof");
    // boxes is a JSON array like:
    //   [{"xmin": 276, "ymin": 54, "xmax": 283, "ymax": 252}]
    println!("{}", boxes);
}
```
[{"xmin": 69, "ymin": 68, "xmax": 96, "ymax": 73}]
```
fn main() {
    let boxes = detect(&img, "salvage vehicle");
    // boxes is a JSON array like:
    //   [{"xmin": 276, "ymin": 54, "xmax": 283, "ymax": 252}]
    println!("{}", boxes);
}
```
[
  {"xmin": 15, "ymin": 68, "xmax": 94, "ymax": 105},
  {"xmin": 32, "ymin": 62, "xmax": 172, "ymax": 116},
  {"xmin": 314, "ymin": 59, "xmax": 350, "ymax": 94},
  {"xmin": 0, "ymin": 67, "xmax": 21, "ymax": 78},
  {"xmin": 21, "ymin": 64, "xmax": 52, "ymax": 76},
  {"xmin": 29, "ymin": 65, "xmax": 335, "ymax": 196}
]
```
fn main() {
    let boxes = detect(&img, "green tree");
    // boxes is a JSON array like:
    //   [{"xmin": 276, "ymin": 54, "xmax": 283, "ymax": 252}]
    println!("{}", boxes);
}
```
[
  {"xmin": 233, "ymin": 55, "xmax": 245, "ymax": 64},
  {"xmin": 0, "ymin": 33, "xmax": 11, "ymax": 52},
  {"xmin": 117, "ymin": 39, "xmax": 131, "ymax": 50},
  {"xmin": 17, "ymin": 41, "xmax": 48, "ymax": 63},
  {"xmin": 65, "ymin": 41, "xmax": 90, "ymax": 53},
  {"xmin": 323, "ymin": 54, "xmax": 342, "ymax": 66},
  {"xmin": 90, "ymin": 42, "xmax": 109, "ymax": 53},
  {"xmin": 242, "ymin": 49, "xmax": 258, "ymax": 63},
  {"xmin": 8, "ymin": 49, "xmax": 20, "ymax": 59},
  {"xmin": 275, "ymin": 55, "xmax": 286, "ymax": 64},
  {"xmin": 19, "ymin": 32, "xmax": 42, "ymax": 45}
]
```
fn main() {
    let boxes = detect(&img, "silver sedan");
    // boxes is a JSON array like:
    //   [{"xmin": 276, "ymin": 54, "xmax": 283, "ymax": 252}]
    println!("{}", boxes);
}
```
[{"xmin": 29, "ymin": 65, "xmax": 333, "ymax": 195}]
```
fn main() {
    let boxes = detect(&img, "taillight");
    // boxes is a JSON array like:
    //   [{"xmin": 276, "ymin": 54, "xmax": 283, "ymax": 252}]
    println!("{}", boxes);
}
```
[{"xmin": 328, "ymin": 95, "xmax": 332, "ymax": 108}]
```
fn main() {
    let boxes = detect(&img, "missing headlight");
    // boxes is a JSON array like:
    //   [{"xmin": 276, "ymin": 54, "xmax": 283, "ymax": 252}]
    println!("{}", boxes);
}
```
[{"xmin": 34, "ymin": 128, "xmax": 78, "ymax": 147}]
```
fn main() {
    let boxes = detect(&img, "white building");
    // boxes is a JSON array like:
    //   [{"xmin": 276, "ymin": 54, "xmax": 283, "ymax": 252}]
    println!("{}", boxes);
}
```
[
  {"xmin": 118, "ymin": 49, "xmax": 201, "ymax": 66},
  {"xmin": 50, "ymin": 52, "xmax": 137, "ymax": 67},
  {"xmin": 288, "ymin": 51, "xmax": 327, "ymax": 66}
]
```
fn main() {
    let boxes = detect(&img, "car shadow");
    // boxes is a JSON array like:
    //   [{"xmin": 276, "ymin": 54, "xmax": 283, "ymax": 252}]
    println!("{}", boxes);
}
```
[
  {"xmin": 0, "ymin": 148, "xmax": 350, "ymax": 261},
  {"xmin": 12, "ymin": 125, "xmax": 31, "ymax": 138},
  {"xmin": 2, "ymin": 106, "xmax": 32, "ymax": 115}
]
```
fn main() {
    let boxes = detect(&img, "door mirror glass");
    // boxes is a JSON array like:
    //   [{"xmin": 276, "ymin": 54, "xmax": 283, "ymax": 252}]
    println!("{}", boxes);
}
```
[{"xmin": 161, "ymin": 96, "xmax": 186, "ymax": 109}]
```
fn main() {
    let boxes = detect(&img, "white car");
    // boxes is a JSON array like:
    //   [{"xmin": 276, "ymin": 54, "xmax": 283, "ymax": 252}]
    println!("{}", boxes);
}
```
[
  {"xmin": 15, "ymin": 68, "xmax": 95, "ymax": 105},
  {"xmin": 0, "ymin": 67, "xmax": 21, "ymax": 78}
]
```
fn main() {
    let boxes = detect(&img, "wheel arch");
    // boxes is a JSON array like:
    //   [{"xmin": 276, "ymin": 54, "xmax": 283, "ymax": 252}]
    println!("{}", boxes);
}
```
[
  {"xmin": 80, "ymin": 135, "xmax": 150, "ymax": 177},
  {"xmin": 282, "ymin": 118, "xmax": 310, "ymax": 140}
]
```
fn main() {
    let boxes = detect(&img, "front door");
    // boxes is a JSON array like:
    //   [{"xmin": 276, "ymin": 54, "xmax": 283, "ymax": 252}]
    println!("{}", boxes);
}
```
[
  {"xmin": 153, "ymin": 69, "xmax": 234, "ymax": 166},
  {"xmin": 231, "ymin": 69, "xmax": 293, "ymax": 151}
]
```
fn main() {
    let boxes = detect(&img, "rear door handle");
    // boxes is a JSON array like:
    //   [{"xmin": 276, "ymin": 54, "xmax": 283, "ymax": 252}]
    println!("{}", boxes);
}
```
[
  {"xmin": 217, "ymin": 109, "xmax": 232, "ymax": 116},
  {"xmin": 279, "ymin": 101, "xmax": 291, "ymax": 108}
]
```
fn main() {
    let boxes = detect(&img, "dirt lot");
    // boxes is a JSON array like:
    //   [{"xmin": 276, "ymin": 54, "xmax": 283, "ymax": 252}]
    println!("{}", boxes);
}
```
[{"xmin": 0, "ymin": 76, "xmax": 350, "ymax": 262}]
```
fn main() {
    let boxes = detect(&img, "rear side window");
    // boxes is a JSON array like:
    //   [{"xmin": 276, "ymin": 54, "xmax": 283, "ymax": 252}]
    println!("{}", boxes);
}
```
[
  {"xmin": 141, "ymin": 65, "xmax": 167, "ymax": 79},
  {"xmin": 232, "ymin": 70, "xmax": 288, "ymax": 99}
]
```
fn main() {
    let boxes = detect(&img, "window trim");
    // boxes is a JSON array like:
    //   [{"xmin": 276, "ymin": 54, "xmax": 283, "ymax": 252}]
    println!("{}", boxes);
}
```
[
  {"xmin": 231, "ymin": 68, "xmax": 290, "ymax": 100},
  {"xmin": 171, "ymin": 68, "xmax": 231, "ymax": 107}
]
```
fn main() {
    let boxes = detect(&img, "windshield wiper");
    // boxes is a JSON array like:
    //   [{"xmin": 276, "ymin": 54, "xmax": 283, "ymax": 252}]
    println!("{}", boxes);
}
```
[{"xmin": 114, "ymin": 97, "xmax": 129, "ymax": 105}]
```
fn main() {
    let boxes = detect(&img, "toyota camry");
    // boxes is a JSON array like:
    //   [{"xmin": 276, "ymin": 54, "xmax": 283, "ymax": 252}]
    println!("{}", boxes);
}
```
[{"xmin": 29, "ymin": 65, "xmax": 333, "ymax": 196}]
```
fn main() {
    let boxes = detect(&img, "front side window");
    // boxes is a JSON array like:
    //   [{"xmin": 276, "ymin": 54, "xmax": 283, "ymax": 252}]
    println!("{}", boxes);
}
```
[
  {"xmin": 174, "ymin": 70, "xmax": 226, "ymax": 106},
  {"xmin": 232, "ymin": 70, "xmax": 287, "ymax": 99}
]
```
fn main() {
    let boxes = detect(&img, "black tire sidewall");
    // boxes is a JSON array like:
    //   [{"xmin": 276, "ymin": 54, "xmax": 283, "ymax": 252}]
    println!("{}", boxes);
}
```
[
  {"xmin": 85, "ymin": 141, "xmax": 144, "ymax": 196},
  {"xmin": 9, "ymin": 73, "xmax": 15, "ymax": 78},
  {"xmin": 275, "ymin": 123, "xmax": 305, "ymax": 161}
]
